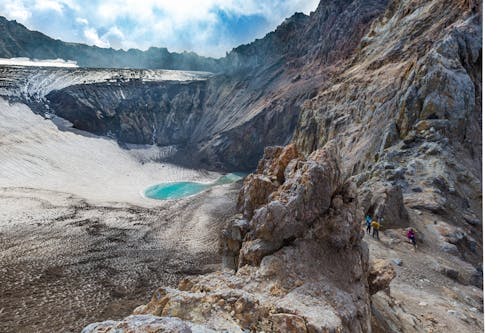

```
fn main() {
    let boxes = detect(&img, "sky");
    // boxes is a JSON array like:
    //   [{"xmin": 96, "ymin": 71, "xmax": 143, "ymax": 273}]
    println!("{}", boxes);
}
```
[{"xmin": 0, "ymin": 0, "xmax": 321, "ymax": 58}]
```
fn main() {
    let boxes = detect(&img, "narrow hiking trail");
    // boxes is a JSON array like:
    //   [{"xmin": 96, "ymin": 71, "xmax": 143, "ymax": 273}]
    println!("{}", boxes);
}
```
[{"xmin": 365, "ymin": 212, "xmax": 483, "ymax": 333}]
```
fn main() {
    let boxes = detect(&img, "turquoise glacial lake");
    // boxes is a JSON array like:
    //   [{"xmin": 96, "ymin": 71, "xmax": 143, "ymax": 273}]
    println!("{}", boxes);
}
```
[{"xmin": 144, "ymin": 172, "xmax": 246, "ymax": 200}]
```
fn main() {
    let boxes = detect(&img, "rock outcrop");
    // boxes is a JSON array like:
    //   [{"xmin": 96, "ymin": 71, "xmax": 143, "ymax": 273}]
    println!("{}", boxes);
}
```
[
  {"xmin": 294, "ymin": 0, "xmax": 482, "ymax": 263},
  {"xmin": 84, "ymin": 142, "xmax": 395, "ymax": 332},
  {"xmin": 368, "ymin": 259, "xmax": 396, "ymax": 295},
  {"xmin": 82, "ymin": 315, "xmax": 216, "ymax": 333}
]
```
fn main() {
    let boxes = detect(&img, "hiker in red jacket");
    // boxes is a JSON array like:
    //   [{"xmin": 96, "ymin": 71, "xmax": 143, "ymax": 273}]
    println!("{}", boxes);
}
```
[{"xmin": 407, "ymin": 228, "xmax": 417, "ymax": 249}]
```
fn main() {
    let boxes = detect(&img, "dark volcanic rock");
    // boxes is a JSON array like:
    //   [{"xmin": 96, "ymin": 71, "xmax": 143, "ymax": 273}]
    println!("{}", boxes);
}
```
[{"xmin": 47, "ymin": 80, "xmax": 207, "ymax": 146}]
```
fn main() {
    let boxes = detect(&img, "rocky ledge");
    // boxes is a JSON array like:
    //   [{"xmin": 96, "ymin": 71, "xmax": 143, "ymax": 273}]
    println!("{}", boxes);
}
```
[{"xmin": 83, "ymin": 142, "xmax": 395, "ymax": 332}]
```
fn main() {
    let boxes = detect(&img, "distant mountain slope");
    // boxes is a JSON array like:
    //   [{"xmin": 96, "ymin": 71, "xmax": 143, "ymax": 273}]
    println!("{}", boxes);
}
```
[
  {"xmin": 0, "ymin": 1, "xmax": 388, "ymax": 171},
  {"xmin": 0, "ymin": 16, "xmax": 222, "ymax": 71}
]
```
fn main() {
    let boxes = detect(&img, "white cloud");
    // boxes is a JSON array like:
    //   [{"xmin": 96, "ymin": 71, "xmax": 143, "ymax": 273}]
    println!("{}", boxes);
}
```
[
  {"xmin": 75, "ymin": 17, "xmax": 88, "ymax": 25},
  {"xmin": 83, "ymin": 27, "xmax": 109, "ymax": 48},
  {"xmin": 34, "ymin": 0, "xmax": 64, "ymax": 14},
  {"xmin": 1, "ymin": 1, "xmax": 32, "ymax": 23},
  {"xmin": 86, "ymin": 0, "xmax": 320, "ymax": 55},
  {"xmin": 102, "ymin": 26, "xmax": 125, "ymax": 49},
  {"xmin": 92, "ymin": 0, "xmax": 317, "ymax": 28},
  {"xmin": 59, "ymin": 0, "xmax": 80, "ymax": 11}
]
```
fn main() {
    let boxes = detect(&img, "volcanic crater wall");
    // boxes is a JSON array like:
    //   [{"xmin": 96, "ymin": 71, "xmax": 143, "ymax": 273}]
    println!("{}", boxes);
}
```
[
  {"xmin": 41, "ymin": 0, "xmax": 390, "ymax": 172},
  {"xmin": 47, "ymin": 80, "xmax": 207, "ymax": 146}
]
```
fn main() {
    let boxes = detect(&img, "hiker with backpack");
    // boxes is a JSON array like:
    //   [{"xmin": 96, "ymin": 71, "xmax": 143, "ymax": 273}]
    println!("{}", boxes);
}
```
[{"xmin": 407, "ymin": 228, "xmax": 417, "ymax": 249}]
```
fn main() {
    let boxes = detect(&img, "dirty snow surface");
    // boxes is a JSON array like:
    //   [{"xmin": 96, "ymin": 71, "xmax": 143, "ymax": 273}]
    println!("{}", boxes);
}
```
[{"xmin": 0, "ymin": 64, "xmax": 212, "ymax": 101}]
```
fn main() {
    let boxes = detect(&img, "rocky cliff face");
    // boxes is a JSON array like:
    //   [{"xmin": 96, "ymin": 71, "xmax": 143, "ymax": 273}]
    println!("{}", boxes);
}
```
[
  {"xmin": 294, "ymin": 0, "xmax": 482, "ymax": 266},
  {"xmin": 84, "ymin": 142, "xmax": 395, "ymax": 332},
  {"xmin": 47, "ymin": 80, "xmax": 207, "ymax": 146},
  {"xmin": 290, "ymin": 0, "xmax": 483, "ymax": 330},
  {"xmin": 224, "ymin": 0, "xmax": 389, "ymax": 70}
]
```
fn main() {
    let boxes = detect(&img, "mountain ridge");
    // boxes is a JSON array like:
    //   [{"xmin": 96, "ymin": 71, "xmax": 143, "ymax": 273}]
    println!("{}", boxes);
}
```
[{"xmin": 0, "ymin": 15, "xmax": 223, "ymax": 71}]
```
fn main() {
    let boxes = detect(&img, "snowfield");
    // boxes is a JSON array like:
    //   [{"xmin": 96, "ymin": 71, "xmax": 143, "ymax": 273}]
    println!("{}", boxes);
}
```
[
  {"xmin": 0, "ymin": 98, "xmax": 218, "ymax": 206},
  {"xmin": 0, "ymin": 57, "xmax": 79, "ymax": 67},
  {"xmin": 0, "ymin": 98, "xmax": 239, "ymax": 332},
  {"xmin": 0, "ymin": 67, "xmax": 237, "ymax": 333}
]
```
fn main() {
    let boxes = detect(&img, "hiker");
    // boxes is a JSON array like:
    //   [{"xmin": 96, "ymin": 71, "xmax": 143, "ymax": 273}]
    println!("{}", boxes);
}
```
[
  {"xmin": 365, "ymin": 215, "xmax": 372, "ymax": 234},
  {"xmin": 371, "ymin": 219, "xmax": 380, "ymax": 240},
  {"xmin": 407, "ymin": 228, "xmax": 417, "ymax": 249}
]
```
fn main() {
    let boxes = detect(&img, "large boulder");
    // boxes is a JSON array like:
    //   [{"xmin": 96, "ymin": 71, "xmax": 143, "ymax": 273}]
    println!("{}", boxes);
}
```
[{"xmin": 368, "ymin": 259, "xmax": 397, "ymax": 295}]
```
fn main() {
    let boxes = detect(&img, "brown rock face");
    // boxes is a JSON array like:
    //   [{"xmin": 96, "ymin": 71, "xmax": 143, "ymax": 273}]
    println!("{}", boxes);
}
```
[
  {"xmin": 85, "ymin": 142, "xmax": 394, "ymax": 333},
  {"xmin": 237, "ymin": 141, "xmax": 345, "ymax": 267},
  {"xmin": 368, "ymin": 259, "xmax": 397, "ymax": 295}
]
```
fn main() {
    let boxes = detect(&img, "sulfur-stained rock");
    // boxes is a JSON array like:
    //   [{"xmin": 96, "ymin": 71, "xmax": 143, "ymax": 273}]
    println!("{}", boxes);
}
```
[
  {"xmin": 81, "ymin": 315, "xmax": 216, "ymax": 333},
  {"xmin": 237, "ymin": 174, "xmax": 279, "ymax": 220},
  {"xmin": 368, "ymin": 259, "xmax": 396, "ymax": 295},
  {"xmin": 270, "ymin": 313, "xmax": 308, "ymax": 333},
  {"xmin": 267, "ymin": 143, "xmax": 302, "ymax": 183}
]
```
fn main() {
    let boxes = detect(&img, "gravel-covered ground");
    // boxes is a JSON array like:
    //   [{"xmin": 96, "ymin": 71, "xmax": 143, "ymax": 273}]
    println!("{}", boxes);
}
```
[{"xmin": 0, "ymin": 185, "xmax": 239, "ymax": 333}]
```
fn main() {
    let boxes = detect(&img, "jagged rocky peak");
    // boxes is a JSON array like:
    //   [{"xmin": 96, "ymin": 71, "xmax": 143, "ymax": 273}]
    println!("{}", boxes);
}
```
[
  {"xmin": 223, "ymin": 0, "xmax": 389, "ymax": 71},
  {"xmin": 84, "ymin": 142, "xmax": 395, "ymax": 332}
]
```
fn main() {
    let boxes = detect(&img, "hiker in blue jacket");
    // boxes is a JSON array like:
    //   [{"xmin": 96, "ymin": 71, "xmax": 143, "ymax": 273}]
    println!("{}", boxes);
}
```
[{"xmin": 365, "ymin": 214, "xmax": 373, "ymax": 234}]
